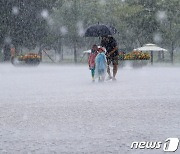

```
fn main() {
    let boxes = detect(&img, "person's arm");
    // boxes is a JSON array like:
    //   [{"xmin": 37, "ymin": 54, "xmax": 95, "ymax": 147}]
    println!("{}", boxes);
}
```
[
  {"xmin": 88, "ymin": 54, "xmax": 92, "ymax": 67},
  {"xmin": 106, "ymin": 38, "xmax": 118, "ymax": 57},
  {"xmin": 108, "ymin": 47, "xmax": 118, "ymax": 56},
  {"xmin": 106, "ymin": 47, "xmax": 118, "ymax": 57},
  {"xmin": 100, "ymin": 39, "xmax": 105, "ymax": 47},
  {"xmin": 103, "ymin": 53, "xmax": 107, "ymax": 62}
]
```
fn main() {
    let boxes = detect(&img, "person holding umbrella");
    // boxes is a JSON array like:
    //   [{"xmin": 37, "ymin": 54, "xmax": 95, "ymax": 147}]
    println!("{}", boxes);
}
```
[
  {"xmin": 101, "ymin": 36, "xmax": 119, "ymax": 81},
  {"xmin": 84, "ymin": 24, "xmax": 118, "ymax": 80}
]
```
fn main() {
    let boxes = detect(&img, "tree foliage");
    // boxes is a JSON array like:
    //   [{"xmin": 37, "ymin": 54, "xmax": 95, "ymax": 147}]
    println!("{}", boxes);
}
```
[
  {"xmin": 0, "ymin": 0, "xmax": 58, "ymax": 49},
  {"xmin": 0, "ymin": 0, "xmax": 179, "ymax": 62}
]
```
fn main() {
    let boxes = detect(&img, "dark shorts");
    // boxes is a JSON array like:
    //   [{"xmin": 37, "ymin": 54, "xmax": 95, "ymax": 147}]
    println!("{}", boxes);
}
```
[{"xmin": 107, "ymin": 56, "xmax": 119, "ymax": 65}]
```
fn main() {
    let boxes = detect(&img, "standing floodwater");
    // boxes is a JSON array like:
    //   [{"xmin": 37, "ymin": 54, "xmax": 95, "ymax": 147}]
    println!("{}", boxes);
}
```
[{"xmin": 0, "ymin": 64, "xmax": 180, "ymax": 153}]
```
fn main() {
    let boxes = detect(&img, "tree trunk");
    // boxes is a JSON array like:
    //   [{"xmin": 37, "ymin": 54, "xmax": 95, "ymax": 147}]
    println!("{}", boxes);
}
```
[
  {"xmin": 151, "ymin": 51, "xmax": 153, "ymax": 65},
  {"xmin": 169, "ymin": 20, "xmax": 174, "ymax": 64},
  {"xmin": 162, "ymin": 51, "xmax": 164, "ymax": 61},
  {"xmin": 3, "ymin": 44, "xmax": 11, "ymax": 61},
  {"xmin": 170, "ymin": 41, "xmax": 174, "ymax": 64},
  {"xmin": 74, "ymin": 40, "xmax": 77, "ymax": 63},
  {"xmin": 73, "ymin": 0, "xmax": 78, "ymax": 63},
  {"xmin": 61, "ymin": 40, "xmax": 63, "ymax": 61},
  {"xmin": 56, "ymin": 37, "xmax": 62, "ymax": 62},
  {"xmin": 158, "ymin": 51, "xmax": 161, "ymax": 61}
]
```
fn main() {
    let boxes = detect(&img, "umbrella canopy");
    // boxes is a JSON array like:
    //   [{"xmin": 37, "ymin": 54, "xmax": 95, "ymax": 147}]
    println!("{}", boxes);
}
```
[
  {"xmin": 135, "ymin": 44, "xmax": 168, "ymax": 52},
  {"xmin": 84, "ymin": 24, "xmax": 117, "ymax": 37}
]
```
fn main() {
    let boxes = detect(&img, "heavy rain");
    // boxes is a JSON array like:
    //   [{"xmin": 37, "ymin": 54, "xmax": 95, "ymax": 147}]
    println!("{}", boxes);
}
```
[{"xmin": 0, "ymin": 0, "xmax": 180, "ymax": 153}]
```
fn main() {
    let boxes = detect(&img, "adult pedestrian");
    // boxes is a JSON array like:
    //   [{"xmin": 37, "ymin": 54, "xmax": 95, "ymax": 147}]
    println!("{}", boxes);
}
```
[{"xmin": 101, "ymin": 36, "xmax": 119, "ymax": 81}]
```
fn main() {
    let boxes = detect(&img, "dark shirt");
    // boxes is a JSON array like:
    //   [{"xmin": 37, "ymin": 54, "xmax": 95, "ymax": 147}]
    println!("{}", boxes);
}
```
[{"xmin": 101, "ymin": 37, "xmax": 118, "ymax": 57}]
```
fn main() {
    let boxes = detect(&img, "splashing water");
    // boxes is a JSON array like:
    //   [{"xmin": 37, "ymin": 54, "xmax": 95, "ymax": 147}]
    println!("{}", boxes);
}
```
[
  {"xmin": 4, "ymin": 37, "xmax": 12, "ymax": 44},
  {"xmin": 153, "ymin": 33, "xmax": 162, "ymax": 43},
  {"xmin": 12, "ymin": 6, "xmax": 19, "ymax": 15},
  {"xmin": 47, "ymin": 18, "xmax": 54, "ymax": 26},
  {"xmin": 60, "ymin": 26, "xmax": 68, "ymax": 35},
  {"xmin": 41, "ymin": 9, "xmax": 49, "ymax": 19},
  {"xmin": 99, "ymin": 0, "xmax": 106, "ymax": 5},
  {"xmin": 156, "ymin": 11, "xmax": 167, "ymax": 21},
  {"xmin": 77, "ymin": 21, "xmax": 85, "ymax": 37}
]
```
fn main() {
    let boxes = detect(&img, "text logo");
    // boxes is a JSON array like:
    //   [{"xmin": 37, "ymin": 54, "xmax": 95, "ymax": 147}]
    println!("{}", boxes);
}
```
[
  {"xmin": 163, "ymin": 138, "xmax": 179, "ymax": 152},
  {"xmin": 131, "ymin": 138, "xmax": 179, "ymax": 152}
]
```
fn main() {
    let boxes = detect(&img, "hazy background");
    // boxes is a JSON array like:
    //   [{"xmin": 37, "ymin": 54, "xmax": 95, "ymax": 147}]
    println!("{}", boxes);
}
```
[
  {"xmin": 0, "ymin": 0, "xmax": 179, "ymax": 64},
  {"xmin": 0, "ymin": 1, "xmax": 180, "ymax": 153}
]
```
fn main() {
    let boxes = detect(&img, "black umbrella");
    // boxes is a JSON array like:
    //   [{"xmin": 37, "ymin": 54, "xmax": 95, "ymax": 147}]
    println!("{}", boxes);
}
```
[{"xmin": 84, "ymin": 24, "xmax": 117, "ymax": 37}]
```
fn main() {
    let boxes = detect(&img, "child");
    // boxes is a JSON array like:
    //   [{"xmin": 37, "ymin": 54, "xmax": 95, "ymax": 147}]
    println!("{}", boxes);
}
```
[
  {"xmin": 88, "ymin": 44, "xmax": 98, "ymax": 82},
  {"xmin": 95, "ymin": 47, "xmax": 107, "ymax": 82}
]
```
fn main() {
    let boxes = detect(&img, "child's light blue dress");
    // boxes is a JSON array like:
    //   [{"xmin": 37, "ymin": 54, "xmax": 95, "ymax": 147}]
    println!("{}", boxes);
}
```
[{"xmin": 95, "ymin": 52, "xmax": 107, "ymax": 78}]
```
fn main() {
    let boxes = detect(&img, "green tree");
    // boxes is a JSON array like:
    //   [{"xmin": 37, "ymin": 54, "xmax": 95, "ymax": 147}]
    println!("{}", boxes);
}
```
[
  {"xmin": 0, "ymin": 0, "xmax": 58, "ymax": 60},
  {"xmin": 157, "ymin": 0, "xmax": 180, "ymax": 63}
]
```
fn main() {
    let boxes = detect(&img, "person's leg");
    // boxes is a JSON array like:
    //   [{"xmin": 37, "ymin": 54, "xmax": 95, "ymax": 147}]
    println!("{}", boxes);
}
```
[
  {"xmin": 91, "ymin": 68, "xmax": 95, "ymax": 81},
  {"xmin": 107, "ymin": 65, "xmax": 111, "ymax": 76},
  {"xmin": 91, "ymin": 68, "xmax": 95, "ymax": 77},
  {"xmin": 107, "ymin": 58, "xmax": 112, "ymax": 79},
  {"xmin": 112, "ymin": 56, "xmax": 118, "ymax": 80},
  {"xmin": 98, "ymin": 70, "xmax": 101, "ymax": 82},
  {"xmin": 113, "ymin": 64, "xmax": 118, "ymax": 78},
  {"xmin": 102, "ymin": 69, "xmax": 105, "ymax": 81}
]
